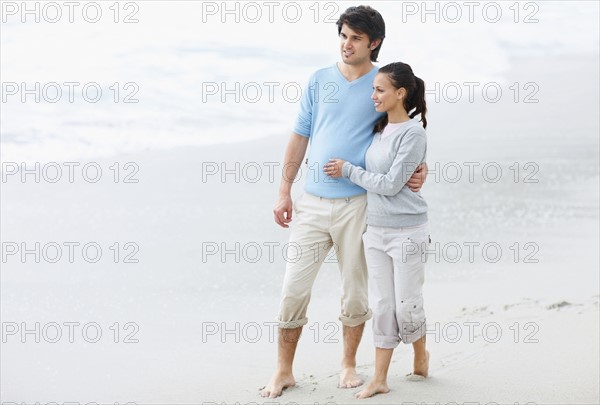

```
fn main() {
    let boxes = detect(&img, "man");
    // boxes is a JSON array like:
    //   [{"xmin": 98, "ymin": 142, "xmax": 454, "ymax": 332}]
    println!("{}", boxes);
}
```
[{"xmin": 261, "ymin": 5, "xmax": 427, "ymax": 398}]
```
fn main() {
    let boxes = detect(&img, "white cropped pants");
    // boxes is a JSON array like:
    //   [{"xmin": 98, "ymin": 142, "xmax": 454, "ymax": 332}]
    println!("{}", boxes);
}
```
[{"xmin": 363, "ymin": 222, "xmax": 430, "ymax": 348}]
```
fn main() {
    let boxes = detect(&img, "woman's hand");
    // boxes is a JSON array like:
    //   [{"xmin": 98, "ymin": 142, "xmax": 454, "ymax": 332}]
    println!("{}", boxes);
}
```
[{"xmin": 323, "ymin": 159, "xmax": 345, "ymax": 178}]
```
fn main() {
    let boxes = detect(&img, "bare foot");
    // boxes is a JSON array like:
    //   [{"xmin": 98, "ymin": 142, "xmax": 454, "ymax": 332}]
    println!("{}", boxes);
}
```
[
  {"xmin": 413, "ymin": 350, "xmax": 430, "ymax": 378},
  {"xmin": 354, "ymin": 379, "xmax": 390, "ymax": 399},
  {"xmin": 339, "ymin": 367, "xmax": 364, "ymax": 388},
  {"xmin": 260, "ymin": 371, "xmax": 296, "ymax": 398}
]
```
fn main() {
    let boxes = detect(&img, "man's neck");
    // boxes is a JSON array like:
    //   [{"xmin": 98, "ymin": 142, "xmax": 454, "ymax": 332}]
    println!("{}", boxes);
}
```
[{"xmin": 337, "ymin": 61, "xmax": 374, "ymax": 82}]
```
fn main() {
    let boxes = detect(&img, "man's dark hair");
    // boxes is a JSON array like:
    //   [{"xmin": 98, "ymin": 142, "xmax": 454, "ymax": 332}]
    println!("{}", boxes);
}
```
[{"xmin": 336, "ymin": 5, "xmax": 386, "ymax": 62}]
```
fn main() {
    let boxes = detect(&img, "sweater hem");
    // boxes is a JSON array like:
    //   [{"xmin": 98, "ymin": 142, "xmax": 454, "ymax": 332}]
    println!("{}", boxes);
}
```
[{"xmin": 366, "ymin": 213, "xmax": 428, "ymax": 228}]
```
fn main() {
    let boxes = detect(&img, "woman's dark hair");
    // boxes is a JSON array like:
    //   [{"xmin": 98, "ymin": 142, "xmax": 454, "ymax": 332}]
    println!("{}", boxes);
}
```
[
  {"xmin": 336, "ymin": 5, "xmax": 386, "ymax": 62},
  {"xmin": 374, "ymin": 62, "xmax": 427, "ymax": 133}
]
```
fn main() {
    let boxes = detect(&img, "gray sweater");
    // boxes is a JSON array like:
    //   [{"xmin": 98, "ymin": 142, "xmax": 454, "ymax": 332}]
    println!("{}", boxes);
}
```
[{"xmin": 342, "ymin": 119, "xmax": 428, "ymax": 227}]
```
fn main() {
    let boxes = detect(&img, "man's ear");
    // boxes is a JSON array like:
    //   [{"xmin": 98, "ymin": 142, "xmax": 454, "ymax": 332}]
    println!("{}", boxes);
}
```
[{"xmin": 370, "ymin": 38, "xmax": 382, "ymax": 50}]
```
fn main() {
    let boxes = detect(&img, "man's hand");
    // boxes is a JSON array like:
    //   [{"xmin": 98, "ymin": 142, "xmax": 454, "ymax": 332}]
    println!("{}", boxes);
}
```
[
  {"xmin": 407, "ymin": 162, "xmax": 428, "ymax": 192},
  {"xmin": 273, "ymin": 194, "xmax": 293, "ymax": 228}
]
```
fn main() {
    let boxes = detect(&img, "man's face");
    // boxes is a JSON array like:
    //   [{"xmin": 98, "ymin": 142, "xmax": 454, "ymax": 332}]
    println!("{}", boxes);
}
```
[{"xmin": 339, "ymin": 23, "xmax": 376, "ymax": 66}]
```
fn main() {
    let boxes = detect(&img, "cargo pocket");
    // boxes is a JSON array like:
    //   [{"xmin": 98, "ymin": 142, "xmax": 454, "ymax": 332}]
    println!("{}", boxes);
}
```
[{"xmin": 399, "ymin": 296, "xmax": 426, "ymax": 342}]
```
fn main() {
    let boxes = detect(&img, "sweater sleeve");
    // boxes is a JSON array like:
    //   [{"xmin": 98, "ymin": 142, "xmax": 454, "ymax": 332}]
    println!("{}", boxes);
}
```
[
  {"xmin": 292, "ymin": 74, "xmax": 315, "ymax": 138},
  {"xmin": 342, "ymin": 128, "xmax": 426, "ymax": 196}
]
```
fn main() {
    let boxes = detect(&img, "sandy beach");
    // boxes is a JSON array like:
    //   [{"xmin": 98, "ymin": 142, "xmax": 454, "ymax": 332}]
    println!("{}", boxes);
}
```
[{"xmin": 1, "ymin": 45, "xmax": 598, "ymax": 405}]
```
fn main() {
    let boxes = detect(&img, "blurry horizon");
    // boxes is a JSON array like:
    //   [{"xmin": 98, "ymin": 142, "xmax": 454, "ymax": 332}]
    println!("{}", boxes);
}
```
[{"xmin": 1, "ymin": 0, "xmax": 599, "ymax": 162}]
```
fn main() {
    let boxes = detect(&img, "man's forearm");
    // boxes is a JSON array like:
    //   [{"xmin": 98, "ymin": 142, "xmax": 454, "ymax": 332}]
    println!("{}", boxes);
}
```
[{"xmin": 278, "ymin": 133, "xmax": 309, "ymax": 196}]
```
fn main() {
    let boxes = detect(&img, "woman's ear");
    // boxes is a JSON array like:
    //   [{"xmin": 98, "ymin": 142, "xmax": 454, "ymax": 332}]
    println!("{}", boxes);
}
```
[{"xmin": 397, "ymin": 87, "xmax": 407, "ymax": 100}]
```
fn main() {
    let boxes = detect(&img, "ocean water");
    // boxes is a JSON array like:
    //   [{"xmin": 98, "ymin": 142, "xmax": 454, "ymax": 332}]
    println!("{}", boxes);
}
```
[{"xmin": 1, "ymin": 0, "xmax": 598, "ymax": 162}]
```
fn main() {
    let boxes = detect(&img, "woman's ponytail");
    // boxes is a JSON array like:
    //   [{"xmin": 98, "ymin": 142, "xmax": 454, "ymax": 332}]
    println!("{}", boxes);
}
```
[{"xmin": 409, "ymin": 76, "xmax": 427, "ymax": 129}]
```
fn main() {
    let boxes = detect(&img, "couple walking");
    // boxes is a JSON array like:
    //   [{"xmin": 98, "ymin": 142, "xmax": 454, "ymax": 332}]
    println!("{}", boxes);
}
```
[{"xmin": 262, "ymin": 5, "xmax": 430, "ymax": 400}]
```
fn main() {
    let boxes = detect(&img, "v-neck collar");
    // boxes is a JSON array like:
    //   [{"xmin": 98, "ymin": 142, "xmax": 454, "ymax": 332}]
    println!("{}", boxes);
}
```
[{"xmin": 334, "ymin": 62, "xmax": 376, "ymax": 86}]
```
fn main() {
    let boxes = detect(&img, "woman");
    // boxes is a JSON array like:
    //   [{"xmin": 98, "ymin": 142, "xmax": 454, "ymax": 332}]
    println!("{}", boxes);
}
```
[{"xmin": 323, "ymin": 62, "xmax": 430, "ymax": 399}]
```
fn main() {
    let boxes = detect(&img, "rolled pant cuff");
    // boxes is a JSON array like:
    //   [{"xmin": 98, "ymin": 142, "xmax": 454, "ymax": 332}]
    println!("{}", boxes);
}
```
[
  {"xmin": 278, "ymin": 317, "xmax": 308, "ymax": 329},
  {"xmin": 374, "ymin": 334, "xmax": 400, "ymax": 349},
  {"xmin": 339, "ymin": 308, "xmax": 372, "ymax": 327},
  {"xmin": 401, "ymin": 321, "xmax": 427, "ymax": 344}
]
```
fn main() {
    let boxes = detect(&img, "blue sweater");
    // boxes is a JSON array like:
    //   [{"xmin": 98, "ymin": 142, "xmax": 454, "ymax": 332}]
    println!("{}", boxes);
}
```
[{"xmin": 294, "ymin": 64, "xmax": 384, "ymax": 198}]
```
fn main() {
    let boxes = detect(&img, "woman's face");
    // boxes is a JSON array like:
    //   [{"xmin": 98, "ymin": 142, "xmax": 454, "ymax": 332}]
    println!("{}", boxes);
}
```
[{"xmin": 371, "ymin": 73, "xmax": 403, "ymax": 113}]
